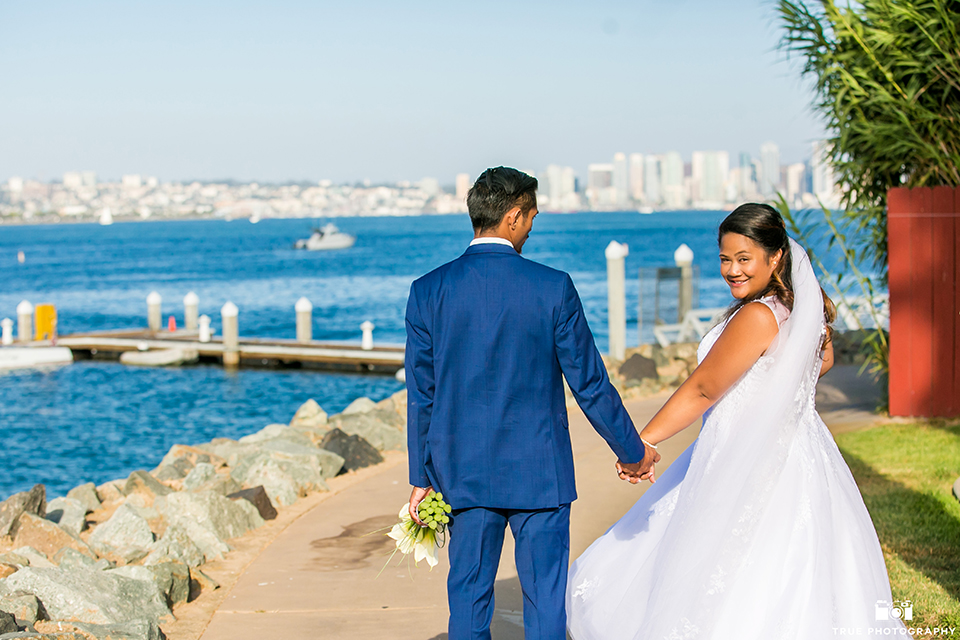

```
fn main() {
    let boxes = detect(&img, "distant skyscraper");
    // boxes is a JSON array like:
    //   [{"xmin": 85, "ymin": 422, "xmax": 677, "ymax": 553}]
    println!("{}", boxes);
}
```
[
  {"xmin": 811, "ymin": 140, "xmax": 841, "ymax": 208},
  {"xmin": 587, "ymin": 163, "xmax": 615, "ymax": 208},
  {"xmin": 661, "ymin": 152, "xmax": 685, "ymax": 209},
  {"xmin": 612, "ymin": 152, "xmax": 629, "ymax": 207},
  {"xmin": 455, "ymin": 173, "xmax": 471, "ymax": 202},
  {"xmin": 786, "ymin": 163, "xmax": 806, "ymax": 206},
  {"xmin": 629, "ymin": 153, "xmax": 644, "ymax": 201},
  {"xmin": 738, "ymin": 152, "xmax": 756, "ymax": 200},
  {"xmin": 544, "ymin": 165, "xmax": 578, "ymax": 211},
  {"xmin": 419, "ymin": 177, "xmax": 440, "ymax": 197},
  {"xmin": 121, "ymin": 174, "xmax": 143, "ymax": 190},
  {"xmin": 81, "ymin": 171, "xmax": 97, "ymax": 187},
  {"xmin": 643, "ymin": 156, "xmax": 661, "ymax": 206},
  {"xmin": 691, "ymin": 151, "xmax": 729, "ymax": 205},
  {"xmin": 760, "ymin": 141, "xmax": 780, "ymax": 197}
]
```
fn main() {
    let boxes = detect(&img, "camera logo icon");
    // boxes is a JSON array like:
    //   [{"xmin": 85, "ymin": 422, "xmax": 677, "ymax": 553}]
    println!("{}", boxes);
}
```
[{"xmin": 875, "ymin": 599, "xmax": 913, "ymax": 621}]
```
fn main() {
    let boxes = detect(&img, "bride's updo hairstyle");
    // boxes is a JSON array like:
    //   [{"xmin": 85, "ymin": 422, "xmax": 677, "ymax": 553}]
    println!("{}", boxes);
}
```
[{"xmin": 718, "ymin": 203, "xmax": 836, "ymax": 344}]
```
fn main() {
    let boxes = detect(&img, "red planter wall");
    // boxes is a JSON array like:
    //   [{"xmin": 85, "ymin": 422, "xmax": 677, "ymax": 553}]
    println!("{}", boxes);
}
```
[{"xmin": 887, "ymin": 186, "xmax": 960, "ymax": 418}]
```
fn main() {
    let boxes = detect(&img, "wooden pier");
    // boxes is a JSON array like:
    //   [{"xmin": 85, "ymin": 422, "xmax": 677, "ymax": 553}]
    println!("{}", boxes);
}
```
[{"xmin": 56, "ymin": 330, "xmax": 405, "ymax": 374}]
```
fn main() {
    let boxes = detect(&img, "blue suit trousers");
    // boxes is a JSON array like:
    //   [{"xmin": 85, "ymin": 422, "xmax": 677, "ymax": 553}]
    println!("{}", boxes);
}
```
[{"xmin": 446, "ymin": 505, "xmax": 570, "ymax": 640}]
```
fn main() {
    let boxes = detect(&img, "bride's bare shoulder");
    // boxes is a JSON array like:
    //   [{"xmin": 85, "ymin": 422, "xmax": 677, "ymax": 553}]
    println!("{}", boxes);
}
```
[{"xmin": 721, "ymin": 301, "xmax": 779, "ymax": 343}]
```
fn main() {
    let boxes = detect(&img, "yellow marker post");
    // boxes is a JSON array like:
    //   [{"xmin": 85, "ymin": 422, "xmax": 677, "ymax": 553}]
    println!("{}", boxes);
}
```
[{"xmin": 34, "ymin": 304, "xmax": 57, "ymax": 341}]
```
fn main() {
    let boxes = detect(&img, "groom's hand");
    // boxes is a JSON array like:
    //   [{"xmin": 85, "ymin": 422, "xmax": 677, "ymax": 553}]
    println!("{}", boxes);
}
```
[
  {"xmin": 616, "ymin": 445, "xmax": 661, "ymax": 484},
  {"xmin": 408, "ymin": 485, "xmax": 433, "ymax": 525}
]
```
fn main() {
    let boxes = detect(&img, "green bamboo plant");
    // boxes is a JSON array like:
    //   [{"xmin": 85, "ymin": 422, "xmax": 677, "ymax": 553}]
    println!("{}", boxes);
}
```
[{"xmin": 776, "ymin": 0, "xmax": 960, "ymax": 381}]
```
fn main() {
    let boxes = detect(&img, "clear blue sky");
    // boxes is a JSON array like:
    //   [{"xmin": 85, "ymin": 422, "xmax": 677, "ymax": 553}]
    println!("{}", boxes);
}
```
[{"xmin": 0, "ymin": 0, "xmax": 825, "ymax": 184}]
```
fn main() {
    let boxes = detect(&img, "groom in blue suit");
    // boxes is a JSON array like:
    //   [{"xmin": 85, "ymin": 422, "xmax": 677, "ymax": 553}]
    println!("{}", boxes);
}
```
[{"xmin": 405, "ymin": 167, "xmax": 658, "ymax": 639}]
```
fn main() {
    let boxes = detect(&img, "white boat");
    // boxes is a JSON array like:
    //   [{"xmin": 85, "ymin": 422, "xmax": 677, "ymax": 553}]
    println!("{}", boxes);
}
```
[
  {"xmin": 294, "ymin": 223, "xmax": 356, "ymax": 251},
  {"xmin": 638, "ymin": 206, "xmax": 654, "ymax": 215},
  {"xmin": 249, "ymin": 213, "xmax": 261, "ymax": 224},
  {"xmin": 0, "ymin": 347, "xmax": 74, "ymax": 370},
  {"xmin": 99, "ymin": 208, "xmax": 114, "ymax": 225}
]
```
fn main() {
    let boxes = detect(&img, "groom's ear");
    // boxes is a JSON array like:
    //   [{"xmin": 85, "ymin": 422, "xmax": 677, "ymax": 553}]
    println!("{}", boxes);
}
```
[{"xmin": 505, "ymin": 206, "xmax": 522, "ymax": 229}]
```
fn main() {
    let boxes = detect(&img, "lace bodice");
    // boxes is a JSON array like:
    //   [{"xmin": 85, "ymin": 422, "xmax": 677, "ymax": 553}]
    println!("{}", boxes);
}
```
[{"xmin": 696, "ymin": 297, "xmax": 811, "ymax": 445}]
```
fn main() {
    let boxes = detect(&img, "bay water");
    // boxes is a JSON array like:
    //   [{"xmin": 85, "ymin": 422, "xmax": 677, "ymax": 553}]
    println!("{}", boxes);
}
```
[{"xmin": 0, "ymin": 211, "xmax": 733, "ymax": 498}]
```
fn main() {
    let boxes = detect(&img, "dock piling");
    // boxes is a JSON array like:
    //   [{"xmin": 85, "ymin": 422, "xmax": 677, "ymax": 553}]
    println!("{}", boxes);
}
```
[
  {"xmin": 1, "ymin": 318, "xmax": 12, "ymax": 345},
  {"xmin": 361, "ymin": 321, "xmax": 375, "ymax": 351},
  {"xmin": 198, "ymin": 315, "xmax": 212, "ymax": 343},
  {"xmin": 221, "ymin": 302, "xmax": 239, "ymax": 367},
  {"xmin": 605, "ymin": 241, "xmax": 629, "ymax": 361},
  {"xmin": 675, "ymin": 244, "xmax": 694, "ymax": 322},
  {"xmin": 295, "ymin": 297, "xmax": 313, "ymax": 343},
  {"xmin": 16, "ymin": 300, "xmax": 33, "ymax": 343},
  {"xmin": 184, "ymin": 292, "xmax": 199, "ymax": 331},
  {"xmin": 147, "ymin": 291, "xmax": 162, "ymax": 332}
]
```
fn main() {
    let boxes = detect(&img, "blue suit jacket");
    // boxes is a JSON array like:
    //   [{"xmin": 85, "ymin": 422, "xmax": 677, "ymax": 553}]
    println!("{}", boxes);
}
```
[{"xmin": 405, "ymin": 242, "xmax": 645, "ymax": 510}]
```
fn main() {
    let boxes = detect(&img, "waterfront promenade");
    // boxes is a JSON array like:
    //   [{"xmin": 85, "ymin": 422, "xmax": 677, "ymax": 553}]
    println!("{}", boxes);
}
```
[{"xmin": 166, "ymin": 365, "xmax": 880, "ymax": 640}]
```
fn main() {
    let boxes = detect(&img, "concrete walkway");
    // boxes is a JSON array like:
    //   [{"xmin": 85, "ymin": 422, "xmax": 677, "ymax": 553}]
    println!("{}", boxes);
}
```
[{"xmin": 192, "ymin": 364, "xmax": 879, "ymax": 640}]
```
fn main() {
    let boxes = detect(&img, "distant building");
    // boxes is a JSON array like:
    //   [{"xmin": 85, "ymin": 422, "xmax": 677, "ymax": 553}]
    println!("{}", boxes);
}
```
[
  {"xmin": 81, "ymin": 171, "xmax": 97, "ymax": 187},
  {"xmin": 643, "ymin": 156, "xmax": 661, "ymax": 206},
  {"xmin": 661, "ymin": 151, "xmax": 685, "ymax": 209},
  {"xmin": 7, "ymin": 177, "xmax": 23, "ymax": 193},
  {"xmin": 419, "ymin": 177, "xmax": 440, "ymax": 198},
  {"xmin": 122, "ymin": 174, "xmax": 143, "ymax": 189},
  {"xmin": 738, "ymin": 152, "xmax": 757, "ymax": 201},
  {"xmin": 811, "ymin": 140, "xmax": 842, "ymax": 208},
  {"xmin": 63, "ymin": 172, "xmax": 83, "ymax": 189},
  {"xmin": 785, "ymin": 163, "xmax": 806, "ymax": 207},
  {"xmin": 629, "ymin": 153, "xmax": 644, "ymax": 202},
  {"xmin": 455, "ymin": 173, "xmax": 471, "ymax": 202},
  {"xmin": 587, "ymin": 163, "xmax": 614, "ymax": 208},
  {"xmin": 612, "ymin": 152, "xmax": 629, "ymax": 207},
  {"xmin": 543, "ymin": 165, "xmax": 578, "ymax": 212},
  {"xmin": 760, "ymin": 141, "xmax": 780, "ymax": 197},
  {"xmin": 691, "ymin": 151, "xmax": 729, "ymax": 206}
]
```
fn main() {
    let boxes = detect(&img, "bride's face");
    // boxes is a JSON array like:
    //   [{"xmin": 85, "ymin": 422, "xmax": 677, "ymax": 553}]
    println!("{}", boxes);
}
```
[{"xmin": 719, "ymin": 233, "xmax": 782, "ymax": 300}]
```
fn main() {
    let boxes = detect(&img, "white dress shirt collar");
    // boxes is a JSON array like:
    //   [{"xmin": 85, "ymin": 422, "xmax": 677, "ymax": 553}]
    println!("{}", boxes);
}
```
[{"xmin": 469, "ymin": 237, "xmax": 514, "ymax": 248}]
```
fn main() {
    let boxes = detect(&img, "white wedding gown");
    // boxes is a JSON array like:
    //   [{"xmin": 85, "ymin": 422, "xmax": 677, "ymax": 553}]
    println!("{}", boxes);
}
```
[{"xmin": 568, "ymin": 241, "xmax": 906, "ymax": 640}]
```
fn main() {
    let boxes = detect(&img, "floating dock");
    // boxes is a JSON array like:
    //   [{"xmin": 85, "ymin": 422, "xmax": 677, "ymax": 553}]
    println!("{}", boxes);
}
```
[{"xmin": 56, "ymin": 330, "xmax": 405, "ymax": 374}]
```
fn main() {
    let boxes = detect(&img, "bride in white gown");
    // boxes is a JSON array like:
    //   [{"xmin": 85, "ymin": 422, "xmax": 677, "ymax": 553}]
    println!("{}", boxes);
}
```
[{"xmin": 568, "ymin": 203, "xmax": 905, "ymax": 639}]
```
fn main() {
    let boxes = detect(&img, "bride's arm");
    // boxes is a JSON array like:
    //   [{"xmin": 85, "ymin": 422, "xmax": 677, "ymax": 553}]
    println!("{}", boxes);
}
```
[{"xmin": 639, "ymin": 302, "xmax": 779, "ymax": 446}]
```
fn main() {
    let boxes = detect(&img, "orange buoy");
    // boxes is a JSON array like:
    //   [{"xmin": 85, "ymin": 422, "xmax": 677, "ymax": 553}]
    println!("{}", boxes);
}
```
[{"xmin": 168, "ymin": 315, "xmax": 177, "ymax": 332}]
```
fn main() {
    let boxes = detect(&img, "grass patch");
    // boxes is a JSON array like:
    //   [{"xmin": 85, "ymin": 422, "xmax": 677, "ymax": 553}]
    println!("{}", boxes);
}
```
[{"xmin": 836, "ymin": 420, "xmax": 960, "ymax": 628}]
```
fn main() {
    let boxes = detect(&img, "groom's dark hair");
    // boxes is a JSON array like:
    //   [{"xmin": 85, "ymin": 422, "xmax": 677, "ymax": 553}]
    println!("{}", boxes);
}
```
[{"xmin": 467, "ymin": 167, "xmax": 538, "ymax": 232}]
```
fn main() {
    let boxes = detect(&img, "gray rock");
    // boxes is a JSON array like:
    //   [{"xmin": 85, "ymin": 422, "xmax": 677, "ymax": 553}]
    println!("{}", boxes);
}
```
[
  {"xmin": 226, "ymin": 487, "xmax": 277, "ymax": 521},
  {"xmin": 195, "ymin": 439, "xmax": 259, "ymax": 469},
  {"xmin": 44, "ymin": 499, "xmax": 86, "ymax": 538},
  {"xmin": 52, "ymin": 548, "xmax": 112, "ymax": 573},
  {"xmin": 44, "ymin": 618, "xmax": 167, "ymax": 640},
  {"xmin": 257, "ymin": 439, "xmax": 344, "ymax": 479},
  {"xmin": 0, "ymin": 592, "xmax": 42, "ymax": 625},
  {"xmin": 65, "ymin": 484, "xmax": 100, "ymax": 516},
  {"xmin": 153, "ymin": 463, "xmax": 188, "ymax": 482},
  {"xmin": 95, "ymin": 480, "xmax": 126, "ymax": 505},
  {"xmin": 122, "ymin": 472, "xmax": 171, "ymax": 502},
  {"xmin": 187, "ymin": 567, "xmax": 219, "ymax": 601},
  {"xmin": 141, "ymin": 525, "xmax": 204, "ymax": 569},
  {"xmin": 110, "ymin": 562, "xmax": 189, "ymax": 609},
  {"xmin": 319, "ymin": 429, "xmax": 383, "ymax": 474},
  {"xmin": 87, "ymin": 505, "xmax": 155, "ymax": 562},
  {"xmin": 0, "ymin": 486, "xmax": 46, "ymax": 537},
  {"xmin": 12, "ymin": 515, "xmax": 95, "ymax": 562},
  {"xmin": 8, "ymin": 549, "xmax": 54, "ymax": 570},
  {"xmin": 620, "ymin": 353, "xmax": 659, "ymax": 382},
  {"xmin": 238, "ymin": 423, "xmax": 293, "ymax": 444},
  {"xmin": 181, "ymin": 464, "xmax": 216, "ymax": 491},
  {"xmin": 0, "ymin": 553, "xmax": 29, "ymax": 568},
  {"xmin": 288, "ymin": 399, "xmax": 327, "ymax": 430},
  {"xmin": 0, "ymin": 611, "xmax": 19, "ymax": 634},
  {"xmin": 341, "ymin": 397, "xmax": 376, "ymax": 415},
  {"xmin": 3, "ymin": 566, "xmax": 170, "ymax": 625},
  {"xmin": 155, "ymin": 492, "xmax": 262, "ymax": 560},
  {"xmin": 330, "ymin": 413, "xmax": 405, "ymax": 451},
  {"xmin": 231, "ymin": 458, "xmax": 301, "ymax": 507}
]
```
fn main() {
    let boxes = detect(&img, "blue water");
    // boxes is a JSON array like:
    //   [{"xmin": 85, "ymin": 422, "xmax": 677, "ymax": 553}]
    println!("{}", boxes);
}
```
[{"xmin": 0, "ymin": 211, "xmax": 733, "ymax": 498}]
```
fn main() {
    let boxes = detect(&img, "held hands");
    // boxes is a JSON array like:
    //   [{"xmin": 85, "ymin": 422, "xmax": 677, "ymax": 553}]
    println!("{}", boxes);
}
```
[
  {"xmin": 408, "ymin": 485, "xmax": 434, "ymax": 525},
  {"xmin": 616, "ymin": 442, "xmax": 661, "ymax": 484}
]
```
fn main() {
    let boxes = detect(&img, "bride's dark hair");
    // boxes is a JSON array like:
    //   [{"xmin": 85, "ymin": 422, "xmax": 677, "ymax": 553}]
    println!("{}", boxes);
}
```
[{"xmin": 718, "ymin": 203, "xmax": 836, "ymax": 346}]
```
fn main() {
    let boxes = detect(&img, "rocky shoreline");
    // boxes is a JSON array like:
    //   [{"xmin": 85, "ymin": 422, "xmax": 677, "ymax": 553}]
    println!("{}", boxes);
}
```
[
  {"xmin": 0, "ymin": 345, "xmax": 700, "ymax": 640},
  {"xmin": 0, "ymin": 390, "xmax": 408, "ymax": 640}
]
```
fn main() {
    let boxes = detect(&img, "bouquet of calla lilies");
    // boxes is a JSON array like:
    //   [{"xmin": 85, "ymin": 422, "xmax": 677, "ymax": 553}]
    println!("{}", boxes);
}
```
[{"xmin": 380, "ymin": 490, "xmax": 452, "ymax": 574}]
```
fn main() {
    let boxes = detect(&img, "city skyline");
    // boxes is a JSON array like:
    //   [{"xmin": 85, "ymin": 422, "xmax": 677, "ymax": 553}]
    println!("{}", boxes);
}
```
[{"xmin": 1, "ymin": 1, "xmax": 825, "ymax": 184}]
